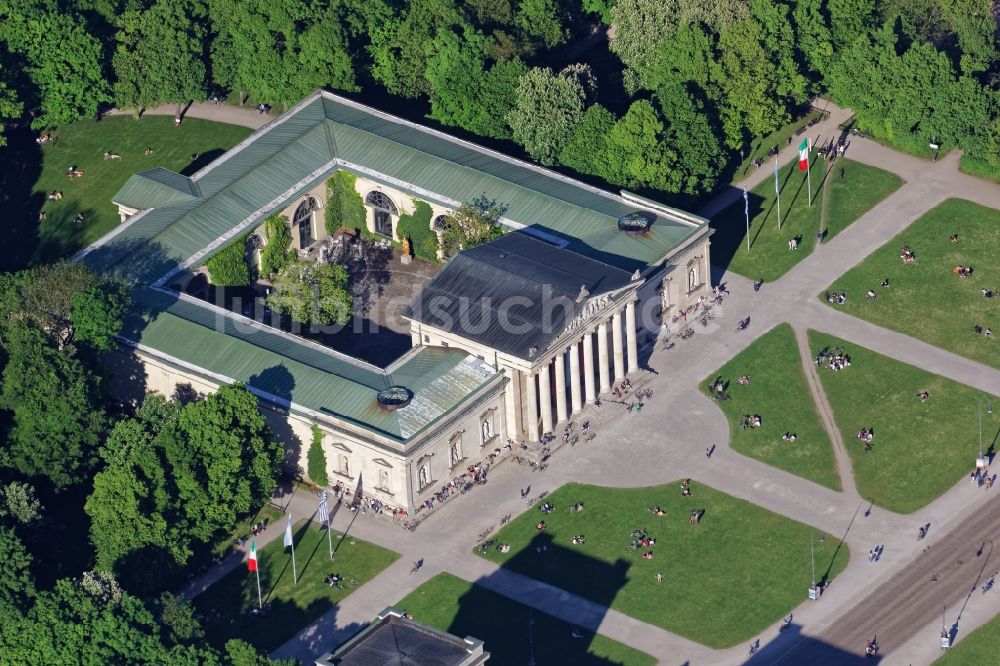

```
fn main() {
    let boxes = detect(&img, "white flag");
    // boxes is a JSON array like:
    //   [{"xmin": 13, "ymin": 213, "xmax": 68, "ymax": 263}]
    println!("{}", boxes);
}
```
[
  {"xmin": 283, "ymin": 514, "xmax": 293, "ymax": 548},
  {"xmin": 318, "ymin": 491, "xmax": 329, "ymax": 525}
]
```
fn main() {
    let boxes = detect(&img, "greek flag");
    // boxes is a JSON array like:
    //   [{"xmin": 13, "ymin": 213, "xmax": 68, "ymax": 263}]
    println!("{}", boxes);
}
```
[{"xmin": 318, "ymin": 491, "xmax": 330, "ymax": 525}]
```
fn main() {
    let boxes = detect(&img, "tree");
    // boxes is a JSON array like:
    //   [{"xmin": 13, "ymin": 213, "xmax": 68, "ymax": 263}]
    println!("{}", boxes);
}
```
[
  {"xmin": 602, "ymin": 99, "xmax": 681, "ymax": 192},
  {"xmin": 0, "ymin": 81, "xmax": 22, "ymax": 147},
  {"xmin": 0, "ymin": 482, "xmax": 42, "ymax": 525},
  {"xmin": 656, "ymin": 85, "xmax": 725, "ymax": 194},
  {"xmin": 0, "ymin": 327, "xmax": 104, "ymax": 489},
  {"xmin": 70, "ymin": 286, "xmax": 128, "ymax": 353},
  {"xmin": 507, "ymin": 66, "xmax": 587, "ymax": 165},
  {"xmin": 86, "ymin": 388, "xmax": 283, "ymax": 571},
  {"xmin": 790, "ymin": 0, "xmax": 835, "ymax": 80},
  {"xmin": 112, "ymin": 0, "xmax": 209, "ymax": 112},
  {"xmin": 307, "ymin": 425, "xmax": 328, "ymax": 486},
  {"xmin": 259, "ymin": 215, "xmax": 291, "ymax": 277},
  {"xmin": 0, "ymin": 528, "xmax": 34, "ymax": 622},
  {"xmin": 558, "ymin": 103, "xmax": 616, "ymax": 177},
  {"xmin": 515, "ymin": 0, "xmax": 569, "ymax": 48},
  {"xmin": 205, "ymin": 234, "xmax": 251, "ymax": 286},
  {"xmin": 157, "ymin": 592, "xmax": 205, "ymax": 645},
  {"xmin": 0, "ymin": 1, "xmax": 111, "ymax": 128},
  {"xmin": 266, "ymin": 260, "xmax": 352, "ymax": 326},
  {"xmin": 440, "ymin": 195, "xmax": 507, "ymax": 256}
]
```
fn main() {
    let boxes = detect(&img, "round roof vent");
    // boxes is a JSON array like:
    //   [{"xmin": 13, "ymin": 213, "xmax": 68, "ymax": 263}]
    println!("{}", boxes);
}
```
[
  {"xmin": 376, "ymin": 385, "xmax": 412, "ymax": 411},
  {"xmin": 617, "ymin": 212, "xmax": 654, "ymax": 235}
]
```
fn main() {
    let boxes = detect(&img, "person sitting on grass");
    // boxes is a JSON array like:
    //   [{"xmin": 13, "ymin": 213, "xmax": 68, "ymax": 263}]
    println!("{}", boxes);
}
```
[
  {"xmin": 642, "ymin": 551, "xmax": 654, "ymax": 559},
  {"xmin": 783, "ymin": 432, "xmax": 797, "ymax": 442},
  {"xmin": 497, "ymin": 543, "xmax": 510, "ymax": 553},
  {"xmin": 982, "ymin": 288, "xmax": 995, "ymax": 298},
  {"xmin": 535, "ymin": 521, "xmax": 547, "ymax": 530},
  {"xmin": 649, "ymin": 505, "xmax": 666, "ymax": 516},
  {"xmin": 569, "ymin": 501, "xmax": 584, "ymax": 513},
  {"xmin": 571, "ymin": 535, "xmax": 586, "ymax": 545},
  {"xmin": 916, "ymin": 390, "xmax": 929, "ymax": 402},
  {"xmin": 866, "ymin": 290, "xmax": 877, "ymax": 300},
  {"xmin": 881, "ymin": 278, "xmax": 890, "ymax": 288},
  {"xmin": 950, "ymin": 234, "xmax": 959, "ymax": 244},
  {"xmin": 737, "ymin": 375, "xmax": 751, "ymax": 384}
]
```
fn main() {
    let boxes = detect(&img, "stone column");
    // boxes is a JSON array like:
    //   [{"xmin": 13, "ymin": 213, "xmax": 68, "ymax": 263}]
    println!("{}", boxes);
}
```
[
  {"xmin": 538, "ymin": 362, "xmax": 553, "ymax": 436},
  {"xmin": 569, "ymin": 339, "xmax": 582, "ymax": 413},
  {"xmin": 583, "ymin": 330, "xmax": 596, "ymax": 403},
  {"xmin": 612, "ymin": 309, "xmax": 625, "ymax": 382},
  {"xmin": 504, "ymin": 367, "xmax": 522, "ymax": 443},
  {"xmin": 626, "ymin": 300, "xmax": 639, "ymax": 373},
  {"xmin": 524, "ymin": 370, "xmax": 539, "ymax": 442},
  {"xmin": 554, "ymin": 351, "xmax": 568, "ymax": 424},
  {"xmin": 597, "ymin": 321, "xmax": 611, "ymax": 393}
]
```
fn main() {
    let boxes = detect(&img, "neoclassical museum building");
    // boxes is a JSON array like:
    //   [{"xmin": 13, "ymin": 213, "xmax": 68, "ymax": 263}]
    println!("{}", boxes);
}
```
[{"xmin": 82, "ymin": 90, "xmax": 712, "ymax": 516}]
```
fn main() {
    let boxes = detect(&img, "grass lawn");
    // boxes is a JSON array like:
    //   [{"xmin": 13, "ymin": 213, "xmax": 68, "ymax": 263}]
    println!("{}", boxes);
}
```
[
  {"xmin": 476, "ymin": 482, "xmax": 849, "ymax": 649},
  {"xmin": 712, "ymin": 158, "xmax": 902, "ymax": 282},
  {"xmin": 808, "ymin": 330, "xmax": 999, "ymax": 514},
  {"xmin": 194, "ymin": 520, "xmax": 399, "ymax": 653},
  {"xmin": 396, "ymin": 573, "xmax": 656, "ymax": 665},
  {"xmin": 936, "ymin": 609, "xmax": 1000, "ymax": 664},
  {"xmin": 822, "ymin": 199, "xmax": 1000, "ymax": 370},
  {"xmin": 700, "ymin": 323, "xmax": 840, "ymax": 490},
  {"xmin": 212, "ymin": 504, "xmax": 285, "ymax": 559},
  {"xmin": 31, "ymin": 116, "xmax": 251, "ymax": 264}
]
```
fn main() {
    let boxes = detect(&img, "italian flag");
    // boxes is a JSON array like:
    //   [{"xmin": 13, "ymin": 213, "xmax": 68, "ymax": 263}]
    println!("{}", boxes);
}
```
[
  {"xmin": 248, "ymin": 541, "xmax": 258, "ymax": 572},
  {"xmin": 798, "ymin": 137, "xmax": 810, "ymax": 171}
]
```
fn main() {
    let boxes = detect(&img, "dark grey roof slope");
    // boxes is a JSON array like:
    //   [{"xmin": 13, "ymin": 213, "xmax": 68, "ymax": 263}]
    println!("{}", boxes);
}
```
[
  {"xmin": 326, "ymin": 613, "xmax": 481, "ymax": 666},
  {"xmin": 404, "ymin": 232, "xmax": 634, "ymax": 359}
]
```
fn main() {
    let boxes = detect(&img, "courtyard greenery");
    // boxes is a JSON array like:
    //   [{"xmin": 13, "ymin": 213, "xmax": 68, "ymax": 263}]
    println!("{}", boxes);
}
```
[
  {"xmin": 936, "ymin": 610, "xmax": 1000, "ymax": 665},
  {"xmin": 476, "ymin": 481, "xmax": 849, "ymax": 648},
  {"xmin": 701, "ymin": 323, "xmax": 840, "ymax": 490},
  {"xmin": 808, "ymin": 330, "xmax": 999, "ymax": 514},
  {"xmin": 194, "ymin": 521, "xmax": 399, "ymax": 653},
  {"xmin": 712, "ymin": 157, "xmax": 903, "ymax": 281},
  {"xmin": 395, "ymin": 200, "xmax": 439, "ymax": 261},
  {"xmin": 205, "ymin": 233, "xmax": 251, "ymax": 286},
  {"xmin": 439, "ymin": 195, "xmax": 507, "ymax": 257},
  {"xmin": 259, "ymin": 215, "xmax": 292, "ymax": 277},
  {"xmin": 306, "ymin": 425, "xmax": 328, "ymax": 487},
  {"xmin": 25, "ymin": 116, "xmax": 250, "ymax": 268},
  {"xmin": 822, "ymin": 198, "xmax": 1000, "ymax": 370},
  {"xmin": 265, "ymin": 259, "xmax": 352, "ymax": 326},
  {"xmin": 324, "ymin": 171, "xmax": 366, "ymax": 237},
  {"xmin": 396, "ymin": 573, "xmax": 656, "ymax": 665}
]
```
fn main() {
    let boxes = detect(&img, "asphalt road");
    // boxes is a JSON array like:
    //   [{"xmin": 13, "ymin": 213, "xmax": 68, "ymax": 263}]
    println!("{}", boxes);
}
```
[{"xmin": 763, "ymin": 489, "xmax": 1000, "ymax": 665}]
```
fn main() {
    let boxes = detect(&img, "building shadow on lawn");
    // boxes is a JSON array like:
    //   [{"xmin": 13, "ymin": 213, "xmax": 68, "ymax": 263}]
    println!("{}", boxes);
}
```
[
  {"xmin": 465, "ymin": 532, "xmax": 633, "ymax": 664},
  {"xmin": 180, "ymin": 148, "xmax": 227, "ymax": 177},
  {"xmin": 746, "ymin": 623, "xmax": 879, "ymax": 665}
]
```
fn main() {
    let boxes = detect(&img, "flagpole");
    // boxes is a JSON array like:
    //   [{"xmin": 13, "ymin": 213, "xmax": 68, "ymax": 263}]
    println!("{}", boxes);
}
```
[
  {"xmin": 290, "ymin": 514, "xmax": 298, "ymax": 585},
  {"xmin": 255, "ymin": 564, "xmax": 262, "ymax": 609},
  {"xmin": 743, "ymin": 185, "xmax": 750, "ymax": 253},
  {"xmin": 807, "ymin": 137, "xmax": 813, "ymax": 207},
  {"xmin": 774, "ymin": 156, "xmax": 782, "ymax": 230},
  {"xmin": 322, "ymin": 491, "xmax": 334, "ymax": 560}
]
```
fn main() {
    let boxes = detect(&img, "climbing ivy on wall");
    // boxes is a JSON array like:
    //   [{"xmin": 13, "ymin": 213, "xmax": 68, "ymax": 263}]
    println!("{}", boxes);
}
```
[
  {"xmin": 205, "ymin": 233, "xmax": 251, "ymax": 286},
  {"xmin": 325, "ymin": 170, "xmax": 367, "ymax": 236},
  {"xmin": 307, "ymin": 424, "xmax": 328, "ymax": 486},
  {"xmin": 259, "ymin": 215, "xmax": 292, "ymax": 277},
  {"xmin": 395, "ymin": 200, "xmax": 438, "ymax": 261}
]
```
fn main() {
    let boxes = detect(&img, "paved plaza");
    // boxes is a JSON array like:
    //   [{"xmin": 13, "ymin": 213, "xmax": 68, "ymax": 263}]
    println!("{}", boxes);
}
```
[{"xmin": 181, "ymin": 100, "xmax": 1000, "ymax": 665}]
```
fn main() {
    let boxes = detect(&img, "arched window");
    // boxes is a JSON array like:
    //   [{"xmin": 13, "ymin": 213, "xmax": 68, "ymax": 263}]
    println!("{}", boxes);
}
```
[
  {"xmin": 365, "ymin": 191, "xmax": 397, "ymax": 238},
  {"xmin": 432, "ymin": 214, "xmax": 450, "ymax": 231},
  {"xmin": 294, "ymin": 197, "xmax": 318, "ymax": 248}
]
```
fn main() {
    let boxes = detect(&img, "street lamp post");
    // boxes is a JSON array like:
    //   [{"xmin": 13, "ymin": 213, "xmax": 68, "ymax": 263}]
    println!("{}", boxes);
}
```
[
  {"xmin": 976, "ymin": 399, "xmax": 988, "ymax": 471},
  {"xmin": 808, "ymin": 534, "xmax": 819, "ymax": 600},
  {"xmin": 940, "ymin": 605, "xmax": 951, "ymax": 650}
]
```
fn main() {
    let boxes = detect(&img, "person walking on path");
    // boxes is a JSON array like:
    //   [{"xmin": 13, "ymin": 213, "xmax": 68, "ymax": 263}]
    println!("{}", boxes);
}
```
[{"xmin": 753, "ymin": 279, "xmax": 763, "ymax": 293}]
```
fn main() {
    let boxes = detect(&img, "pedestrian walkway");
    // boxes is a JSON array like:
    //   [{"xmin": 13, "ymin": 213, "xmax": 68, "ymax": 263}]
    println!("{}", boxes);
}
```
[{"xmin": 106, "ymin": 100, "xmax": 273, "ymax": 130}]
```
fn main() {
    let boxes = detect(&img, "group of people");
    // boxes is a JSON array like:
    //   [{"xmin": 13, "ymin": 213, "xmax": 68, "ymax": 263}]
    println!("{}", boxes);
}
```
[
  {"xmin": 417, "ymin": 463, "xmax": 489, "ymax": 513},
  {"xmin": 46, "ymin": 190, "xmax": 63, "ymax": 201},
  {"xmin": 857, "ymin": 427, "xmax": 875, "ymax": 453},
  {"xmin": 816, "ymin": 347, "xmax": 851, "ymax": 371},
  {"xmin": 231, "ymin": 519, "xmax": 270, "ymax": 547},
  {"xmin": 739, "ymin": 414, "xmax": 763, "ymax": 430},
  {"xmin": 569, "ymin": 501, "xmax": 585, "ymax": 513},
  {"xmin": 826, "ymin": 290, "xmax": 847, "ymax": 305},
  {"xmin": 681, "ymin": 479, "xmax": 694, "ymax": 497},
  {"xmin": 972, "ymin": 467, "xmax": 994, "ymax": 490},
  {"xmin": 539, "ymin": 501, "xmax": 555, "ymax": 514},
  {"xmin": 867, "ymin": 545, "xmax": 884, "ymax": 563},
  {"xmin": 571, "ymin": 534, "xmax": 586, "ymax": 545},
  {"xmin": 954, "ymin": 264, "xmax": 974, "ymax": 278},
  {"xmin": 900, "ymin": 245, "xmax": 916, "ymax": 264},
  {"xmin": 35, "ymin": 133, "xmax": 55, "ymax": 146},
  {"xmin": 66, "ymin": 165, "xmax": 84, "ymax": 179},
  {"xmin": 972, "ymin": 324, "xmax": 993, "ymax": 338},
  {"xmin": 819, "ymin": 138, "xmax": 848, "ymax": 162},
  {"xmin": 628, "ymin": 528, "xmax": 655, "ymax": 559},
  {"xmin": 782, "ymin": 432, "xmax": 798, "ymax": 442}
]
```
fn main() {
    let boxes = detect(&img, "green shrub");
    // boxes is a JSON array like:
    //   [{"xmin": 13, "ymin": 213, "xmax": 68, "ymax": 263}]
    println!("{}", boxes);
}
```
[
  {"xmin": 307, "ymin": 424, "xmax": 328, "ymax": 486},
  {"xmin": 325, "ymin": 170, "xmax": 366, "ymax": 236},
  {"xmin": 259, "ymin": 215, "xmax": 292, "ymax": 277},
  {"xmin": 205, "ymin": 234, "xmax": 250, "ymax": 286},
  {"xmin": 396, "ymin": 200, "xmax": 438, "ymax": 261}
]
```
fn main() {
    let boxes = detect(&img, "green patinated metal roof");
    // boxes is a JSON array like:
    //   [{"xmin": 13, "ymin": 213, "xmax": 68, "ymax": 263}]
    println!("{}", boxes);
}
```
[
  {"xmin": 82, "ymin": 90, "xmax": 708, "ymax": 439},
  {"xmin": 126, "ymin": 288, "xmax": 496, "ymax": 440},
  {"xmin": 112, "ymin": 168, "xmax": 202, "ymax": 209}
]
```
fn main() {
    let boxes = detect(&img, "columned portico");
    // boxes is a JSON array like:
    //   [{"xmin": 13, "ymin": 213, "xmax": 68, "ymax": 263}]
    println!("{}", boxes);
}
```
[
  {"xmin": 612, "ymin": 310, "xmax": 625, "ymax": 382},
  {"xmin": 538, "ymin": 363, "xmax": 552, "ymax": 435},
  {"xmin": 583, "ymin": 330, "xmax": 596, "ymax": 403},
  {"xmin": 554, "ymin": 351, "xmax": 568, "ymax": 424},
  {"xmin": 626, "ymin": 300, "xmax": 639, "ymax": 373},
  {"xmin": 569, "ymin": 339, "xmax": 582, "ymax": 413},
  {"xmin": 598, "ymin": 321, "xmax": 611, "ymax": 393},
  {"xmin": 525, "ymin": 370, "xmax": 539, "ymax": 442}
]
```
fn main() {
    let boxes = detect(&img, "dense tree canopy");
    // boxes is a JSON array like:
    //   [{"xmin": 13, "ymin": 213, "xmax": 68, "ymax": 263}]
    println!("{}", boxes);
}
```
[{"xmin": 266, "ymin": 259, "xmax": 352, "ymax": 326}]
